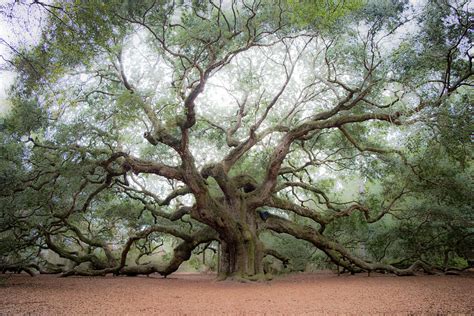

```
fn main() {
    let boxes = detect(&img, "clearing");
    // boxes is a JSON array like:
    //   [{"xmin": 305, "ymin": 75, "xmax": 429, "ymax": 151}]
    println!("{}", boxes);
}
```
[{"xmin": 0, "ymin": 272, "xmax": 473, "ymax": 315}]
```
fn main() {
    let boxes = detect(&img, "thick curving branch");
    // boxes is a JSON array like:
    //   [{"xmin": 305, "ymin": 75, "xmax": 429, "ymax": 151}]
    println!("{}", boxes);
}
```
[
  {"xmin": 99, "ymin": 152, "xmax": 183, "ymax": 181},
  {"xmin": 265, "ymin": 196, "xmax": 327, "ymax": 225},
  {"xmin": 264, "ymin": 215, "xmax": 435, "ymax": 276},
  {"xmin": 61, "ymin": 226, "xmax": 218, "ymax": 278},
  {"xmin": 257, "ymin": 111, "xmax": 403, "ymax": 200}
]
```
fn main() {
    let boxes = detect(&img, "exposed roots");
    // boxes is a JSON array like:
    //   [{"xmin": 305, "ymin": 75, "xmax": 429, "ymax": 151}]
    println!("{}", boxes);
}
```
[
  {"xmin": 1, "ymin": 264, "xmax": 38, "ymax": 277},
  {"xmin": 216, "ymin": 272, "xmax": 272, "ymax": 282}
]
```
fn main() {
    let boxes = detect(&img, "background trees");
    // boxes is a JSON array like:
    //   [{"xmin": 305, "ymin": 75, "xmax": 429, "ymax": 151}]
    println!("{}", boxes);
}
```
[{"xmin": 0, "ymin": 0, "xmax": 472, "ymax": 280}]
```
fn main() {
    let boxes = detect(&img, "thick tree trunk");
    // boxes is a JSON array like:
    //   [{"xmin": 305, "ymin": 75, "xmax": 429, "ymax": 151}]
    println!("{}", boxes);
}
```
[
  {"xmin": 188, "ymin": 177, "xmax": 267, "ymax": 280},
  {"xmin": 217, "ymin": 226, "xmax": 265, "ymax": 280}
]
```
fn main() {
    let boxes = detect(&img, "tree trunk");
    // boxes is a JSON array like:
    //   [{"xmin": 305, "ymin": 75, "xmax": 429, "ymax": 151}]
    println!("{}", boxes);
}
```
[
  {"xmin": 217, "ymin": 228, "xmax": 265, "ymax": 280},
  {"xmin": 189, "ymin": 172, "xmax": 266, "ymax": 280}
]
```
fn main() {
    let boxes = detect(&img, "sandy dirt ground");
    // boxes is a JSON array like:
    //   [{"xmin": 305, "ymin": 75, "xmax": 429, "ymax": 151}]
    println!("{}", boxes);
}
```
[{"xmin": 0, "ymin": 272, "xmax": 473, "ymax": 315}]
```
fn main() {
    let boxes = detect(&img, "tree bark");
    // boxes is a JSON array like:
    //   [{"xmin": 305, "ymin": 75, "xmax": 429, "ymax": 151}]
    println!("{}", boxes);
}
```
[{"xmin": 218, "ymin": 237, "xmax": 264, "ymax": 279}]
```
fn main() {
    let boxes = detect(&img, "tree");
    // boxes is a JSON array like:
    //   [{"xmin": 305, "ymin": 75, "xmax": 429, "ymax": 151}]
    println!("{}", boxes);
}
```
[{"xmin": 0, "ymin": 0, "xmax": 472, "ymax": 280}]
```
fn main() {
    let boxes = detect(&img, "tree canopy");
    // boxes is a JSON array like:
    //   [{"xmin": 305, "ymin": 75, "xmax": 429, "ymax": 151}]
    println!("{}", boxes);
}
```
[{"xmin": 0, "ymin": 0, "xmax": 472, "ymax": 280}]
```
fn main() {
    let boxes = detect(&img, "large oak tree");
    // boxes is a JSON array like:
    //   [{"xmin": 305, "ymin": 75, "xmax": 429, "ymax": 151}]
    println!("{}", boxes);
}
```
[{"xmin": 0, "ymin": 0, "xmax": 472, "ymax": 280}]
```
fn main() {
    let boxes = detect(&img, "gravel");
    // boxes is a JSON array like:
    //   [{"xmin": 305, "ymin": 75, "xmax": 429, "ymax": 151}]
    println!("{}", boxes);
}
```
[{"xmin": 1, "ymin": 272, "xmax": 473, "ymax": 315}]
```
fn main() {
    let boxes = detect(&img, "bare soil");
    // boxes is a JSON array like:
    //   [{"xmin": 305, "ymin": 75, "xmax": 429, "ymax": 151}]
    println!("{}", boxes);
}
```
[{"xmin": 1, "ymin": 272, "xmax": 473, "ymax": 315}]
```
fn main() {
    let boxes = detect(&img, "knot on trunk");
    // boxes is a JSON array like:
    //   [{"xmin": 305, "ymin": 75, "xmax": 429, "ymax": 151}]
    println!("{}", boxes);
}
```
[
  {"xmin": 231, "ymin": 174, "xmax": 259, "ymax": 193},
  {"xmin": 143, "ymin": 131, "xmax": 158, "ymax": 145}
]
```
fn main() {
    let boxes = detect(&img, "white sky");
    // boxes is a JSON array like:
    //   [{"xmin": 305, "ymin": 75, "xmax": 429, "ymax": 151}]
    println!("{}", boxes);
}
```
[
  {"xmin": 0, "ymin": 0, "xmax": 46, "ymax": 116},
  {"xmin": 0, "ymin": 0, "xmax": 15, "ymax": 115},
  {"xmin": 0, "ymin": 0, "xmax": 427, "ymax": 117},
  {"xmin": 0, "ymin": 17, "xmax": 15, "ymax": 116}
]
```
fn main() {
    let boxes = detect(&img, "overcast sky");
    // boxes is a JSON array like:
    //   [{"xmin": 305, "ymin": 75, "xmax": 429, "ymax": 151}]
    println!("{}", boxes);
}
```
[
  {"xmin": 0, "ymin": 0, "xmax": 428, "ymax": 117},
  {"xmin": 0, "ymin": 1, "xmax": 14, "ymax": 114},
  {"xmin": 0, "ymin": 19, "xmax": 14, "ymax": 116},
  {"xmin": 0, "ymin": 0, "xmax": 46, "ymax": 115}
]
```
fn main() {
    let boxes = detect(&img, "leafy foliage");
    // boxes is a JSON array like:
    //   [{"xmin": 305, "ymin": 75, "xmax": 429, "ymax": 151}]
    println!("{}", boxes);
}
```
[{"xmin": 0, "ymin": 0, "xmax": 472, "ymax": 278}]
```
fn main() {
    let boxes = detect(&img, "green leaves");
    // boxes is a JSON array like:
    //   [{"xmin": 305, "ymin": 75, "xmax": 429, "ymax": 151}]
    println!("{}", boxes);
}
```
[
  {"xmin": 1, "ymin": 0, "xmax": 472, "ymax": 275},
  {"xmin": 286, "ymin": 0, "xmax": 365, "ymax": 29},
  {"xmin": 3, "ymin": 97, "xmax": 46, "ymax": 137}
]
